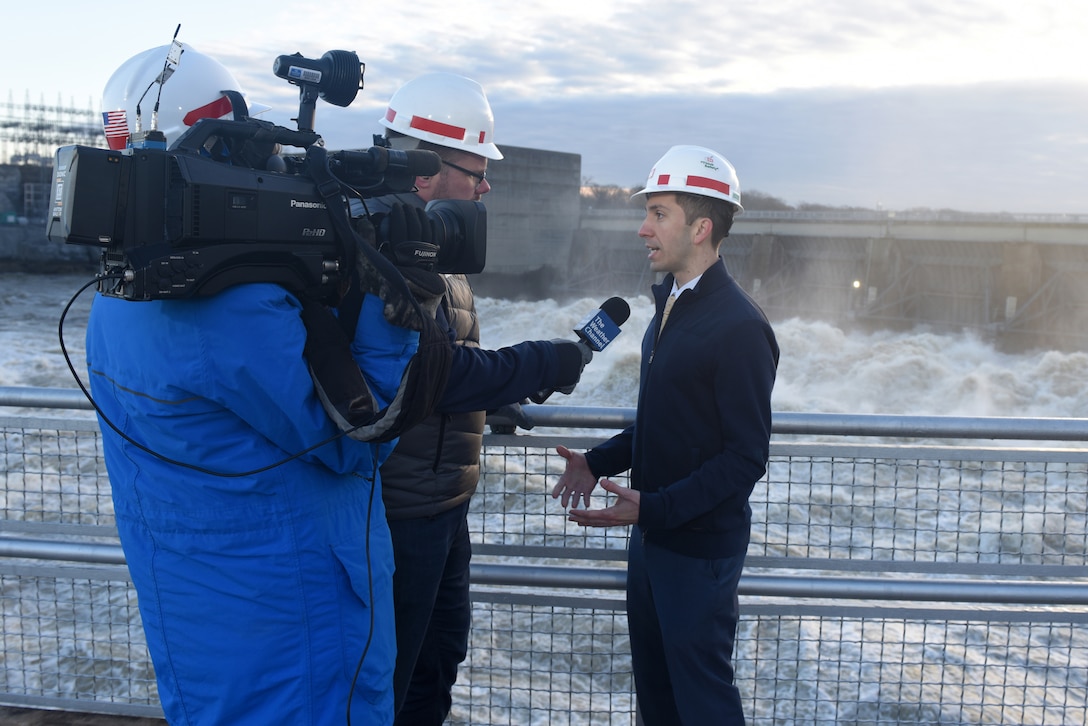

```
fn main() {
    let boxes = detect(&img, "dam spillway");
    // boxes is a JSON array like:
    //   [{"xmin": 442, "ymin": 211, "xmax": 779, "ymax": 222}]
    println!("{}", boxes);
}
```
[{"xmin": 4, "ymin": 145, "xmax": 1087, "ymax": 351}]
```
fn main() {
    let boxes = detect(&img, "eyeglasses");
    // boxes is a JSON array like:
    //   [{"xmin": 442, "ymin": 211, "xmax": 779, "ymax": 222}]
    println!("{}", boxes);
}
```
[{"xmin": 442, "ymin": 159, "xmax": 487, "ymax": 188}]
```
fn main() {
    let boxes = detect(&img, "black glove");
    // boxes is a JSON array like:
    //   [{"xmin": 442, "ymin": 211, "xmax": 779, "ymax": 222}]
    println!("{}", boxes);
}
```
[
  {"xmin": 487, "ymin": 401, "xmax": 534, "ymax": 434},
  {"xmin": 551, "ymin": 339, "xmax": 592, "ymax": 395},
  {"xmin": 380, "ymin": 202, "xmax": 440, "ymax": 271},
  {"xmin": 351, "ymin": 203, "xmax": 446, "ymax": 327}
]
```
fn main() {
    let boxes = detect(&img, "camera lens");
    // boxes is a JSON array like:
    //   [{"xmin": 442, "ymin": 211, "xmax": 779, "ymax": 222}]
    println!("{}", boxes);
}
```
[{"xmin": 426, "ymin": 200, "xmax": 487, "ymax": 274}]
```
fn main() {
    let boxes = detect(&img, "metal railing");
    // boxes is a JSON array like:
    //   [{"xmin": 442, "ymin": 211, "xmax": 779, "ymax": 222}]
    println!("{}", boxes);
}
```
[
  {"xmin": 582, "ymin": 207, "xmax": 1088, "ymax": 226},
  {"xmin": 1, "ymin": 387, "xmax": 1087, "ymax": 724}
]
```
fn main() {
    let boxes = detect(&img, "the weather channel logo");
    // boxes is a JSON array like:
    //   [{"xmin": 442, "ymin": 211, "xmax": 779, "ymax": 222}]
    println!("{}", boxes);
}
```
[{"xmin": 576, "ymin": 311, "xmax": 621, "ymax": 351}]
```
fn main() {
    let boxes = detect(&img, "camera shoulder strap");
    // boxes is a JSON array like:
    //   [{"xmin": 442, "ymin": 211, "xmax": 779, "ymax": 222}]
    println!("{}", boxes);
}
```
[{"xmin": 299, "ymin": 146, "xmax": 451, "ymax": 443}]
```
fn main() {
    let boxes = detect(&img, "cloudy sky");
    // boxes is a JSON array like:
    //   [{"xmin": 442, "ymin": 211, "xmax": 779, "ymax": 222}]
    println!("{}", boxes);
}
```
[{"xmin": 8, "ymin": 0, "xmax": 1087, "ymax": 214}]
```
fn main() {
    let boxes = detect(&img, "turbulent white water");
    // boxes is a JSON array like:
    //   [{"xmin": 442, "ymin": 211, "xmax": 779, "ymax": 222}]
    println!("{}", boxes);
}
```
[{"xmin": 4, "ymin": 271, "xmax": 1088, "ymax": 420}]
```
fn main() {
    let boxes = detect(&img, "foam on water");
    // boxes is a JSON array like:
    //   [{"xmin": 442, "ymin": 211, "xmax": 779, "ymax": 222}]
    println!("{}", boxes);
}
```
[
  {"xmin": 1, "ymin": 272, "xmax": 94, "ymax": 390},
  {"xmin": 4, "ymin": 272, "xmax": 1088, "ymax": 419},
  {"xmin": 478, "ymin": 295, "xmax": 1088, "ymax": 418}
]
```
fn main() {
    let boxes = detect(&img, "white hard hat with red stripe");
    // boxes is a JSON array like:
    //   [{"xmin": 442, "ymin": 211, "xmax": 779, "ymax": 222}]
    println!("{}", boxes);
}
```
[
  {"xmin": 101, "ymin": 42, "xmax": 265, "ymax": 150},
  {"xmin": 378, "ymin": 72, "xmax": 503, "ymax": 160},
  {"xmin": 632, "ymin": 144, "xmax": 743, "ymax": 212}
]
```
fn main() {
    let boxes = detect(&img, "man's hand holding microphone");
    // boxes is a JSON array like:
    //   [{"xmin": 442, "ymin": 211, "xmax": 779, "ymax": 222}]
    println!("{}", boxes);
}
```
[{"xmin": 532, "ymin": 296, "xmax": 631, "ymax": 403}]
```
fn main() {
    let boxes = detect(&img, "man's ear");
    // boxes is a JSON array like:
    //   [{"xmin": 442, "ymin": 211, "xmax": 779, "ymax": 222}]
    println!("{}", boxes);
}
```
[{"xmin": 692, "ymin": 216, "xmax": 714, "ymax": 246}]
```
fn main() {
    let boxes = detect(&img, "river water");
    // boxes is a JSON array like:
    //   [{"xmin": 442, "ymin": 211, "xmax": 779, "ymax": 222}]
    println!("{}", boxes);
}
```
[{"xmin": 5, "ymin": 271, "xmax": 1088, "ymax": 419}]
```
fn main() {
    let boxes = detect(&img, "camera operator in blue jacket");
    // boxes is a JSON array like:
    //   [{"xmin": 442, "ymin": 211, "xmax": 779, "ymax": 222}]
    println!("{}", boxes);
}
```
[{"xmin": 87, "ymin": 45, "xmax": 434, "ymax": 726}]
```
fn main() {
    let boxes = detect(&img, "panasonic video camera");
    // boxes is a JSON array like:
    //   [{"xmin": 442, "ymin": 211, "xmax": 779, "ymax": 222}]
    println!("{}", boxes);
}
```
[{"xmin": 45, "ymin": 49, "xmax": 486, "ymax": 303}]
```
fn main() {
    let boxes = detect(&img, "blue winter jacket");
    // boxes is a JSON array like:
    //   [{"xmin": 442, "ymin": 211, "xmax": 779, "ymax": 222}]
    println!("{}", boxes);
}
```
[
  {"xmin": 86, "ymin": 284, "xmax": 416, "ymax": 725},
  {"xmin": 584, "ymin": 258, "xmax": 779, "ymax": 559}
]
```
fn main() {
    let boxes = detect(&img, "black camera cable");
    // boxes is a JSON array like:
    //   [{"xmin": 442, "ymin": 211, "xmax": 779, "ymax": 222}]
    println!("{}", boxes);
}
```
[{"xmin": 346, "ymin": 453, "xmax": 379, "ymax": 726}]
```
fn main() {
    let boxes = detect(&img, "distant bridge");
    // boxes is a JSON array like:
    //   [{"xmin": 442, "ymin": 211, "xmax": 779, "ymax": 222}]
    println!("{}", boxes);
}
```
[
  {"xmin": 581, "ymin": 207, "xmax": 1088, "ymax": 244},
  {"xmin": 571, "ymin": 209, "xmax": 1088, "ymax": 351}
]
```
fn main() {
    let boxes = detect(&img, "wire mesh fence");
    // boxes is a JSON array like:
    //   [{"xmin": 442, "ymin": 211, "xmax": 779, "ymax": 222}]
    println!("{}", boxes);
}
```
[{"xmin": 1, "ymin": 412, "xmax": 1086, "ymax": 724}]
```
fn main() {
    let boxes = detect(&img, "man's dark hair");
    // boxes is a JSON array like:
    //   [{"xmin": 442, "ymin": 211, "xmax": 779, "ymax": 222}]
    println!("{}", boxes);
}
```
[{"xmin": 674, "ymin": 192, "xmax": 737, "ymax": 247}]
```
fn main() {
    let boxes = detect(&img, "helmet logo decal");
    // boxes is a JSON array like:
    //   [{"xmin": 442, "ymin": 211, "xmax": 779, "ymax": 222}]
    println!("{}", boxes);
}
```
[
  {"xmin": 103, "ymin": 110, "xmax": 129, "ymax": 150},
  {"xmin": 686, "ymin": 174, "xmax": 731, "ymax": 196},
  {"xmin": 407, "ymin": 113, "xmax": 468, "ymax": 142},
  {"xmin": 182, "ymin": 95, "xmax": 233, "ymax": 127}
]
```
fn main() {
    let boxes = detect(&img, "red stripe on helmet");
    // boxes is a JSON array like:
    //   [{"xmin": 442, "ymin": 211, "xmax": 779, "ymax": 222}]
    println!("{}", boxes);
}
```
[
  {"xmin": 685, "ymin": 175, "xmax": 731, "ymax": 196},
  {"xmin": 182, "ymin": 95, "xmax": 234, "ymax": 127},
  {"xmin": 409, "ymin": 115, "xmax": 467, "ymax": 141},
  {"xmin": 656, "ymin": 174, "xmax": 671, "ymax": 185},
  {"xmin": 385, "ymin": 108, "xmax": 397, "ymax": 122}
]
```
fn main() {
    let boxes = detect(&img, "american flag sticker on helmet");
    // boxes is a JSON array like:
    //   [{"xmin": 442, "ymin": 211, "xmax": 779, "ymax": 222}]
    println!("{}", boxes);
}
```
[{"xmin": 102, "ymin": 110, "xmax": 128, "ymax": 150}]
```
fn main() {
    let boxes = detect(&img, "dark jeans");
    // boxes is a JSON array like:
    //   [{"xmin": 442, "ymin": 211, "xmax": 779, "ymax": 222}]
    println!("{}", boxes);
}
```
[
  {"xmin": 627, "ymin": 525, "xmax": 747, "ymax": 725},
  {"xmin": 388, "ymin": 501, "xmax": 472, "ymax": 726}
]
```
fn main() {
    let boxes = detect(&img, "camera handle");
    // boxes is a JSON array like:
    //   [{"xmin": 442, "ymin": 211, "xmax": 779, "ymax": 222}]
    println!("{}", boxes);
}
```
[
  {"xmin": 172, "ymin": 117, "xmax": 320, "ymax": 156},
  {"xmin": 296, "ymin": 83, "xmax": 320, "ymax": 134}
]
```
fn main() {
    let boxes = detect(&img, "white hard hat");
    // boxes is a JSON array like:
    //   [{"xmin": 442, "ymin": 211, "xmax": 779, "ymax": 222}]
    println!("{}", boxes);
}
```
[
  {"xmin": 632, "ymin": 144, "xmax": 743, "ymax": 212},
  {"xmin": 101, "ymin": 42, "xmax": 265, "ymax": 150},
  {"xmin": 378, "ymin": 72, "xmax": 503, "ymax": 160}
]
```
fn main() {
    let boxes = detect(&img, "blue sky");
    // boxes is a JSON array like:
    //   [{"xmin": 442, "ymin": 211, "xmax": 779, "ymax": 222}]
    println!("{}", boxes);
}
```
[{"xmin": 9, "ymin": 0, "xmax": 1087, "ymax": 214}]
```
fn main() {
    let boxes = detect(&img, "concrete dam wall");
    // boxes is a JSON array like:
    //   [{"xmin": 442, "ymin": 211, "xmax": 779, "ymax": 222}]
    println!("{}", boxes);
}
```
[
  {"xmin": 573, "ymin": 209, "xmax": 1088, "ymax": 351},
  {"xmin": 4, "ymin": 149, "xmax": 1087, "ymax": 350}
]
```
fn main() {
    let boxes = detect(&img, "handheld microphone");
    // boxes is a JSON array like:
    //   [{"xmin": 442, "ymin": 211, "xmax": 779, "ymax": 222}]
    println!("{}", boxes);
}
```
[
  {"xmin": 529, "ymin": 297, "xmax": 631, "ymax": 404},
  {"xmin": 573, "ymin": 296, "xmax": 631, "ymax": 352}
]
